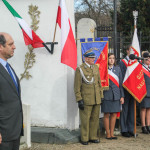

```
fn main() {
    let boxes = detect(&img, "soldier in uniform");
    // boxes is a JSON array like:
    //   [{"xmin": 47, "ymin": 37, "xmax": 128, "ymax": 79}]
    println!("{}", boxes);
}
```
[
  {"xmin": 119, "ymin": 45, "xmax": 135, "ymax": 137},
  {"xmin": 74, "ymin": 50, "xmax": 103, "ymax": 145},
  {"xmin": 140, "ymin": 51, "xmax": 150, "ymax": 134}
]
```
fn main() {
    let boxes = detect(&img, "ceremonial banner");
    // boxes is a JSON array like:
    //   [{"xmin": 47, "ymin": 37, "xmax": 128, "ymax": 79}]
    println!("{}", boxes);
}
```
[
  {"xmin": 2, "ymin": 0, "xmax": 44, "ymax": 48},
  {"xmin": 123, "ymin": 28, "xmax": 147, "ymax": 102},
  {"xmin": 81, "ymin": 41, "xmax": 108, "ymax": 88},
  {"xmin": 56, "ymin": 0, "xmax": 77, "ymax": 70}
]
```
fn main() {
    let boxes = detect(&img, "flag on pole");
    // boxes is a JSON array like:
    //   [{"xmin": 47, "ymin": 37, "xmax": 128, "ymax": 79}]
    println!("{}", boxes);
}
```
[
  {"xmin": 123, "ymin": 28, "xmax": 147, "ymax": 103},
  {"xmin": 2, "ymin": 0, "xmax": 44, "ymax": 48},
  {"xmin": 56, "ymin": 0, "xmax": 77, "ymax": 70}
]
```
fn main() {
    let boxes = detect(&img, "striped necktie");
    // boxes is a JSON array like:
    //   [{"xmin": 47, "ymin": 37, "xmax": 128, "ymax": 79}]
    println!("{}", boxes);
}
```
[{"xmin": 6, "ymin": 63, "xmax": 19, "ymax": 93}]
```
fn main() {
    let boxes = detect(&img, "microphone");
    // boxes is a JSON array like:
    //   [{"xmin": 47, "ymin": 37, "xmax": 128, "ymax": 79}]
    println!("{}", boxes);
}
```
[{"xmin": 129, "ymin": 54, "xmax": 144, "ymax": 60}]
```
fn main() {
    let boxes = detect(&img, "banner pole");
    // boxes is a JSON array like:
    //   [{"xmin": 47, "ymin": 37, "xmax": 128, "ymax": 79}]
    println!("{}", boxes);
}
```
[
  {"xmin": 53, "ymin": 23, "xmax": 58, "ymax": 43},
  {"xmin": 134, "ymin": 99, "xmax": 137, "ymax": 138},
  {"xmin": 133, "ymin": 10, "xmax": 138, "ymax": 138}
]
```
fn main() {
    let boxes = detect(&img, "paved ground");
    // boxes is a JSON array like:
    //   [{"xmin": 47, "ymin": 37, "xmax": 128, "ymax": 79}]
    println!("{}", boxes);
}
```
[{"xmin": 21, "ymin": 126, "xmax": 150, "ymax": 150}]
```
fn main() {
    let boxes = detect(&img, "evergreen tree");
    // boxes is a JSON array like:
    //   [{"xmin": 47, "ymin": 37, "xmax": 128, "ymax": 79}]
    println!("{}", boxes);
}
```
[
  {"xmin": 117, "ymin": 0, "xmax": 150, "ymax": 51},
  {"xmin": 118, "ymin": 0, "xmax": 150, "ymax": 34}
]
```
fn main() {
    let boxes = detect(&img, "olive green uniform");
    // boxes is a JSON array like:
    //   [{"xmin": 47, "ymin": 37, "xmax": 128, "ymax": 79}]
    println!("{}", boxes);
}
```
[{"xmin": 74, "ymin": 63, "xmax": 103, "ymax": 142}]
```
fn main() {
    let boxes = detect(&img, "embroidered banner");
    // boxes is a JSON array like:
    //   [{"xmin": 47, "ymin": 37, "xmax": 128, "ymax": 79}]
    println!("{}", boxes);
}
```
[
  {"xmin": 81, "ymin": 41, "xmax": 108, "ymax": 88},
  {"xmin": 123, "ymin": 29, "xmax": 147, "ymax": 103}
]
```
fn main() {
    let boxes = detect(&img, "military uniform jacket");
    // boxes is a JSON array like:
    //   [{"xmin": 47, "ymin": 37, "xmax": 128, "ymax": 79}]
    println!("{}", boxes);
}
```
[
  {"xmin": 74, "ymin": 63, "xmax": 103, "ymax": 105},
  {"xmin": 104, "ymin": 66, "xmax": 124, "ymax": 101},
  {"xmin": 0, "ymin": 63, "xmax": 23, "ymax": 142},
  {"xmin": 142, "ymin": 64, "xmax": 150, "ymax": 98}
]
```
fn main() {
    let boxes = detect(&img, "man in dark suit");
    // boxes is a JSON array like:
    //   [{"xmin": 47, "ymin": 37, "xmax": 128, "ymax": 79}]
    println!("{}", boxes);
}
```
[
  {"xmin": 119, "ymin": 45, "xmax": 134, "ymax": 137},
  {"xmin": 0, "ymin": 32, "xmax": 23, "ymax": 150}
]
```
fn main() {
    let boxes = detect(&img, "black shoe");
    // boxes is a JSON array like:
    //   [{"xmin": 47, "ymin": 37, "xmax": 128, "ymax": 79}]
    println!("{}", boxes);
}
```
[
  {"xmin": 106, "ymin": 137, "xmax": 112, "ymax": 140},
  {"xmin": 142, "ymin": 126, "xmax": 149, "ymax": 134},
  {"xmin": 128, "ymin": 132, "xmax": 138, "ymax": 137},
  {"xmin": 111, "ymin": 136, "xmax": 118, "ymax": 139},
  {"xmin": 128, "ymin": 132, "xmax": 134, "ymax": 137},
  {"xmin": 81, "ymin": 141, "xmax": 88, "ymax": 145},
  {"xmin": 89, "ymin": 140, "xmax": 100, "ymax": 143},
  {"xmin": 146, "ymin": 126, "xmax": 150, "ymax": 133},
  {"xmin": 121, "ymin": 132, "xmax": 130, "ymax": 137}
]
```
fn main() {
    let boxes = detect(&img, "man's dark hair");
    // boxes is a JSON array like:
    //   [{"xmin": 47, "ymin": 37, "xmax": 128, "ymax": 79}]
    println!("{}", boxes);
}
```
[{"xmin": 0, "ymin": 34, "xmax": 6, "ymax": 47}]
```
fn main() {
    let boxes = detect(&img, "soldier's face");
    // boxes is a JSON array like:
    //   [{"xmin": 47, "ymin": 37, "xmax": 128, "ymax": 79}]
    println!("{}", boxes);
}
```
[
  {"xmin": 108, "ymin": 55, "xmax": 115, "ymax": 65},
  {"xmin": 85, "ymin": 57, "xmax": 95, "ymax": 65}
]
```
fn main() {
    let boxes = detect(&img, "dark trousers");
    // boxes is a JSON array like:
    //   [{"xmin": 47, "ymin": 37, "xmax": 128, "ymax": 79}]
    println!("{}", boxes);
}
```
[
  {"xmin": 0, "ymin": 137, "xmax": 20, "ymax": 150},
  {"xmin": 120, "ymin": 94, "xmax": 134, "ymax": 133}
]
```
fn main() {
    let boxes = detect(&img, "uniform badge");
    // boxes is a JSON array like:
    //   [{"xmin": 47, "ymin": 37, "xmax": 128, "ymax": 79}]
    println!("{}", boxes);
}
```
[{"xmin": 87, "ymin": 76, "xmax": 90, "ymax": 78}]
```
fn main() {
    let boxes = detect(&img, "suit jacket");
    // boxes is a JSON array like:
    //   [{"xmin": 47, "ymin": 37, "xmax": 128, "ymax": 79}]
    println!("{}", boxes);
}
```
[
  {"xmin": 74, "ymin": 63, "xmax": 103, "ymax": 105},
  {"xmin": 104, "ymin": 66, "xmax": 124, "ymax": 101},
  {"xmin": 119, "ymin": 57, "xmax": 128, "ymax": 79},
  {"xmin": 0, "ymin": 63, "xmax": 23, "ymax": 142},
  {"xmin": 119, "ymin": 57, "xmax": 131, "ymax": 98}
]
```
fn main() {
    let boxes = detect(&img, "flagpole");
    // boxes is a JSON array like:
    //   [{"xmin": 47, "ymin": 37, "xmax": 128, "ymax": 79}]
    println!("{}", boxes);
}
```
[
  {"xmin": 133, "ymin": 10, "xmax": 138, "ymax": 138},
  {"xmin": 53, "ymin": 23, "xmax": 58, "ymax": 43}
]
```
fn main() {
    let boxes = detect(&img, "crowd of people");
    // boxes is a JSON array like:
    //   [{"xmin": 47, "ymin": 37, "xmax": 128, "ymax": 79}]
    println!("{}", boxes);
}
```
[{"xmin": 74, "ymin": 46, "xmax": 150, "ymax": 145}]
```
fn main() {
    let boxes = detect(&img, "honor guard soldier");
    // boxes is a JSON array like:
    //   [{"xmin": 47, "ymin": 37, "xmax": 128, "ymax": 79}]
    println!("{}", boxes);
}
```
[
  {"xmin": 140, "ymin": 51, "xmax": 150, "ymax": 134},
  {"xmin": 74, "ymin": 50, "xmax": 104, "ymax": 145},
  {"xmin": 119, "ymin": 45, "xmax": 135, "ymax": 137}
]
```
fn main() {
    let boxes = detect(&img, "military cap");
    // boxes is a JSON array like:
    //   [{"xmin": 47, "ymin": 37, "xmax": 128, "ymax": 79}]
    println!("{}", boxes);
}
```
[
  {"xmin": 83, "ymin": 50, "xmax": 96, "ymax": 58},
  {"xmin": 143, "ymin": 52, "xmax": 150, "ymax": 58}
]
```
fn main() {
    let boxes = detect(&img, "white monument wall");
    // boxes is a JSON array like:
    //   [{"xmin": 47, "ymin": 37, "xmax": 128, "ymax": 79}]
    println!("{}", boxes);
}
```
[
  {"xmin": 77, "ymin": 18, "xmax": 96, "ymax": 66},
  {"xmin": 0, "ymin": 0, "xmax": 79, "ymax": 129}
]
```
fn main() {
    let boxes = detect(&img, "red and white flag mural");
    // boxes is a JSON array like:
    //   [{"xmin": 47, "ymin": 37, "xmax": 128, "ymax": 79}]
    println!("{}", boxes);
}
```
[
  {"xmin": 123, "ymin": 28, "xmax": 147, "ymax": 103},
  {"xmin": 56, "ymin": 0, "xmax": 77, "ymax": 70}
]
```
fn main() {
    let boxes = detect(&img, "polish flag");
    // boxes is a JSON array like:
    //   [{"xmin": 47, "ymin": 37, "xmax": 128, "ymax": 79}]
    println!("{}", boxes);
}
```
[
  {"xmin": 56, "ymin": 0, "xmax": 77, "ymax": 70},
  {"xmin": 2, "ymin": 0, "xmax": 44, "ymax": 48},
  {"xmin": 123, "ymin": 28, "xmax": 147, "ymax": 103}
]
